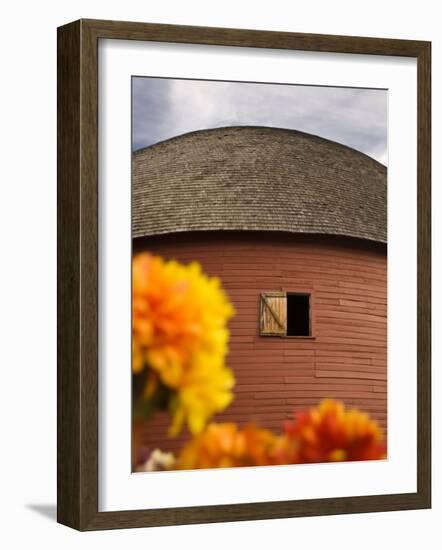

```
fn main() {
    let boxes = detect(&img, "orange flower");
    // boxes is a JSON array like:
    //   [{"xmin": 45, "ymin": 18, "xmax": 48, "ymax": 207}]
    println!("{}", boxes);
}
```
[
  {"xmin": 280, "ymin": 399, "xmax": 386, "ymax": 464},
  {"xmin": 132, "ymin": 253, "xmax": 235, "ymax": 435},
  {"xmin": 176, "ymin": 423, "xmax": 281, "ymax": 470}
]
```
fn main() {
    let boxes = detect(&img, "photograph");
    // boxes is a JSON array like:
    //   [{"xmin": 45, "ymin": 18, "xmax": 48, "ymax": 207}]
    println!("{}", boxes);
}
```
[{"xmin": 131, "ymin": 76, "xmax": 388, "ymax": 473}]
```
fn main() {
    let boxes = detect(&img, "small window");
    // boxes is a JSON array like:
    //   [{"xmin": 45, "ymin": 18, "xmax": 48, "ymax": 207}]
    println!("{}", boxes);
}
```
[{"xmin": 260, "ymin": 291, "xmax": 311, "ymax": 337}]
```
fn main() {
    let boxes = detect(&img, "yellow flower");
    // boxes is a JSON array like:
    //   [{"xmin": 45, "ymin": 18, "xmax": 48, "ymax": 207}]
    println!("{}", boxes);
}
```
[
  {"xmin": 132, "ymin": 253, "xmax": 235, "ymax": 435},
  {"xmin": 176, "ymin": 423, "xmax": 281, "ymax": 470}
]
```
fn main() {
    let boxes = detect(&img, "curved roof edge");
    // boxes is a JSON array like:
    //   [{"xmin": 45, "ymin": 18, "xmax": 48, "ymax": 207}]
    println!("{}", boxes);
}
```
[
  {"xmin": 133, "ymin": 226, "xmax": 387, "ymax": 245},
  {"xmin": 133, "ymin": 125, "xmax": 387, "ymax": 169}
]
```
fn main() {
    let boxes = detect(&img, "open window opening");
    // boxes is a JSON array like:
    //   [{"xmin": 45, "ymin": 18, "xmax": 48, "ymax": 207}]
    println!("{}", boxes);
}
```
[{"xmin": 286, "ymin": 293, "xmax": 310, "ymax": 336}]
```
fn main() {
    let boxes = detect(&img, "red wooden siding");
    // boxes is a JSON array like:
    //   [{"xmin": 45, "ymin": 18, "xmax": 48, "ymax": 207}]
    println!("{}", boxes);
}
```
[{"xmin": 133, "ymin": 232, "xmax": 387, "ymax": 454}]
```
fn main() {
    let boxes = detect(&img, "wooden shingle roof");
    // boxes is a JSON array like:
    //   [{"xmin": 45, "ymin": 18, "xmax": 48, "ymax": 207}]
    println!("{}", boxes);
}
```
[{"xmin": 132, "ymin": 126, "xmax": 387, "ymax": 243}]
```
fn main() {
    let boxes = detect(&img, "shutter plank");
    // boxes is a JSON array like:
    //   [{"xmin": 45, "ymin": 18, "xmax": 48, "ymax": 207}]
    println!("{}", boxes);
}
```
[{"xmin": 260, "ymin": 292, "xmax": 287, "ymax": 335}]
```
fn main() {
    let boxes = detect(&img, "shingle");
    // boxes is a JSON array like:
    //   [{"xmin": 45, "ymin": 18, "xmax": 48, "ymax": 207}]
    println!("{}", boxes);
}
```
[{"xmin": 132, "ymin": 126, "xmax": 387, "ymax": 244}]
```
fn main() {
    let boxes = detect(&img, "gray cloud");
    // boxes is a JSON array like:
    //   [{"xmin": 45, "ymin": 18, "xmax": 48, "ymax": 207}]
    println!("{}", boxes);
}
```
[{"xmin": 132, "ymin": 77, "xmax": 387, "ymax": 165}]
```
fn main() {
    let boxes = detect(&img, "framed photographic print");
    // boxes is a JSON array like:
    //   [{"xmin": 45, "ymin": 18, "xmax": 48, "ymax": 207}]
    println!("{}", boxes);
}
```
[{"xmin": 57, "ymin": 19, "xmax": 431, "ymax": 530}]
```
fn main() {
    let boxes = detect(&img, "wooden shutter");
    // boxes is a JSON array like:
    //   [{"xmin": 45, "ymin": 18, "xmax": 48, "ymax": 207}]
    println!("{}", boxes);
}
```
[{"xmin": 260, "ymin": 292, "xmax": 287, "ymax": 335}]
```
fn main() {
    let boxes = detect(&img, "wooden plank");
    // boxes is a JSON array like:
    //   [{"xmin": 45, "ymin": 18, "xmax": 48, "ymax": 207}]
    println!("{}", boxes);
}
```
[
  {"xmin": 315, "ymin": 370, "xmax": 386, "ymax": 380},
  {"xmin": 254, "ymin": 390, "xmax": 383, "ymax": 400},
  {"xmin": 316, "ymin": 362, "xmax": 385, "ymax": 372},
  {"xmin": 260, "ymin": 292, "xmax": 287, "ymax": 335}
]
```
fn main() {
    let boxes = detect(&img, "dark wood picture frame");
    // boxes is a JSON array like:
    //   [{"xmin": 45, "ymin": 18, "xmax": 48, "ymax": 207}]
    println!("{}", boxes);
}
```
[{"xmin": 57, "ymin": 18, "xmax": 431, "ymax": 531}]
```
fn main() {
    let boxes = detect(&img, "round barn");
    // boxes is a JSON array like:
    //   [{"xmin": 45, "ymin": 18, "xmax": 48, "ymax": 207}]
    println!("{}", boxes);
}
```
[{"xmin": 133, "ymin": 126, "xmax": 387, "ymax": 452}]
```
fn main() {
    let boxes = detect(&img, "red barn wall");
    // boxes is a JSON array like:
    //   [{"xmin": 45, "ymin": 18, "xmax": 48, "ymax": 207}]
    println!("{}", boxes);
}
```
[{"xmin": 133, "ymin": 232, "xmax": 387, "ymax": 454}]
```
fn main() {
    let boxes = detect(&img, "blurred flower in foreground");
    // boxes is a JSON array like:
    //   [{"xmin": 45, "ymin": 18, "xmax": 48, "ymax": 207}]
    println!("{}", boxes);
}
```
[
  {"xmin": 173, "ymin": 400, "xmax": 386, "ymax": 471},
  {"xmin": 280, "ymin": 399, "xmax": 387, "ymax": 463},
  {"xmin": 137, "ymin": 449, "xmax": 176, "ymax": 472},
  {"xmin": 176, "ymin": 423, "xmax": 281, "ymax": 469},
  {"xmin": 132, "ymin": 253, "xmax": 235, "ymax": 436}
]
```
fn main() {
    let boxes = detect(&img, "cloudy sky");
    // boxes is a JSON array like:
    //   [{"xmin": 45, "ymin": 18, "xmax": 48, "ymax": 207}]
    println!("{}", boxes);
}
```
[{"xmin": 132, "ymin": 77, "xmax": 388, "ymax": 165}]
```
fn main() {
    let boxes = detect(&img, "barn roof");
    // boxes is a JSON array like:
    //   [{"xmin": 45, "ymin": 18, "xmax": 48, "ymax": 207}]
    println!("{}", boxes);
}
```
[{"xmin": 132, "ymin": 126, "xmax": 387, "ymax": 243}]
